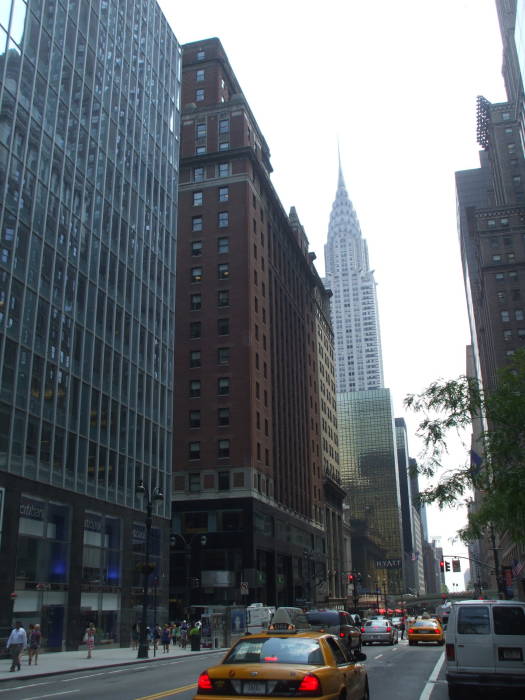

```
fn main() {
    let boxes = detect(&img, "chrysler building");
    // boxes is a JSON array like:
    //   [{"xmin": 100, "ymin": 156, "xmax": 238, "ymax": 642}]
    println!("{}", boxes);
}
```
[{"xmin": 324, "ymin": 163, "xmax": 384, "ymax": 392}]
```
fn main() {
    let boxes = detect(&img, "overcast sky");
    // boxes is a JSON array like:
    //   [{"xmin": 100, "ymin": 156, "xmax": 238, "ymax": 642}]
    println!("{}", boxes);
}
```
[{"xmin": 161, "ymin": 0, "xmax": 507, "ymax": 584}]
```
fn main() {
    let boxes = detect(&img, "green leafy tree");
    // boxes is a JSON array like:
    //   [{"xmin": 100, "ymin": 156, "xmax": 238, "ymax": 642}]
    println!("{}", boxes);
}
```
[{"xmin": 404, "ymin": 350, "xmax": 525, "ymax": 543}]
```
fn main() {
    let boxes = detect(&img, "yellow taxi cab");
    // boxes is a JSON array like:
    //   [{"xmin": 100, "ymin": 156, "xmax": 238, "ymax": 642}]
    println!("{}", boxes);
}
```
[
  {"xmin": 407, "ymin": 618, "xmax": 445, "ymax": 646},
  {"xmin": 194, "ymin": 607, "xmax": 369, "ymax": 700}
]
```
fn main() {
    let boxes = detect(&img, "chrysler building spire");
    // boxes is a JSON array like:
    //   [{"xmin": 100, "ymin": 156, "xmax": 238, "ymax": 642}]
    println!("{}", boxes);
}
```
[{"xmin": 324, "ymin": 162, "xmax": 384, "ymax": 392}]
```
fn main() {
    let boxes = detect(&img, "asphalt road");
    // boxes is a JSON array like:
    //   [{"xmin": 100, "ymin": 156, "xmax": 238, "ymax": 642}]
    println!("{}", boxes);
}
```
[{"xmin": 0, "ymin": 640, "xmax": 519, "ymax": 700}]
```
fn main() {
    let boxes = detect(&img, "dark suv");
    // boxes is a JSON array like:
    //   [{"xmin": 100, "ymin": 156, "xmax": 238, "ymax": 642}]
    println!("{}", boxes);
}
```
[{"xmin": 305, "ymin": 610, "xmax": 361, "ymax": 652}]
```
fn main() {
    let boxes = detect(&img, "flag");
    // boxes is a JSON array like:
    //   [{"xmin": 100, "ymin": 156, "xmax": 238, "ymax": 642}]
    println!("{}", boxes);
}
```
[
  {"xmin": 469, "ymin": 449, "xmax": 483, "ymax": 477},
  {"xmin": 512, "ymin": 559, "xmax": 525, "ymax": 579}
]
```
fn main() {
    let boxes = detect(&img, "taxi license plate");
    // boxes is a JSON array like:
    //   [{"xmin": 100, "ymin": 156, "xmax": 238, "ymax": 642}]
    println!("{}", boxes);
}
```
[
  {"xmin": 243, "ymin": 682, "xmax": 267, "ymax": 695},
  {"xmin": 499, "ymin": 647, "xmax": 523, "ymax": 661}
]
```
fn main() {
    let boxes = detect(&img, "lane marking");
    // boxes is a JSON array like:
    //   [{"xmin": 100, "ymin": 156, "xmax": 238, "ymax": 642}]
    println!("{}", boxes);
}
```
[
  {"xmin": 419, "ymin": 652, "xmax": 445, "ymax": 700},
  {"xmin": 25, "ymin": 691, "xmax": 80, "ymax": 700},
  {"xmin": 0, "ymin": 683, "xmax": 51, "ymax": 693},
  {"xmin": 135, "ymin": 682, "xmax": 197, "ymax": 700},
  {"xmin": 373, "ymin": 654, "xmax": 383, "ymax": 659}
]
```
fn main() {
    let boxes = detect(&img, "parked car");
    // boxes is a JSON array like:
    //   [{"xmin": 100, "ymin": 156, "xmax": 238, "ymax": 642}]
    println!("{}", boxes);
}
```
[
  {"xmin": 305, "ymin": 609, "xmax": 362, "ymax": 652},
  {"xmin": 194, "ymin": 607, "xmax": 369, "ymax": 700},
  {"xmin": 407, "ymin": 619, "xmax": 444, "ymax": 646},
  {"xmin": 445, "ymin": 599, "xmax": 525, "ymax": 699},
  {"xmin": 361, "ymin": 619, "xmax": 399, "ymax": 646}
]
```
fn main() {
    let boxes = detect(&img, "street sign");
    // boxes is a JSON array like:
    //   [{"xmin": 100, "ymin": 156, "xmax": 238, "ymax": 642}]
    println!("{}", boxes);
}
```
[{"xmin": 240, "ymin": 581, "xmax": 249, "ymax": 595}]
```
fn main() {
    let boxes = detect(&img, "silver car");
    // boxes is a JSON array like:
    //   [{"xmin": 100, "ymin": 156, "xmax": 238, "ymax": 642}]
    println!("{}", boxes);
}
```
[{"xmin": 361, "ymin": 619, "xmax": 399, "ymax": 646}]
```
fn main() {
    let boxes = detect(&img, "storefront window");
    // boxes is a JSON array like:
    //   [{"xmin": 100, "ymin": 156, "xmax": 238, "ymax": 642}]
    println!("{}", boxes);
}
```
[{"xmin": 82, "ymin": 512, "xmax": 121, "ymax": 584}]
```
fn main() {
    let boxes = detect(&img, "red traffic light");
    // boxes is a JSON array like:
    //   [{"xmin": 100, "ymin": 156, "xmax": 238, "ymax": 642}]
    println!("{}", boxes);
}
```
[
  {"xmin": 440, "ymin": 560, "xmax": 445, "ymax": 571},
  {"xmin": 347, "ymin": 574, "xmax": 354, "ymax": 582}
]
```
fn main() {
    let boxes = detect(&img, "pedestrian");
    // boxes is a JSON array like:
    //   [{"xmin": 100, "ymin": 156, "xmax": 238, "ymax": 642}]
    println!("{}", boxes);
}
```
[
  {"xmin": 84, "ymin": 623, "xmax": 96, "ymax": 659},
  {"xmin": 28, "ymin": 623, "xmax": 41, "ymax": 665},
  {"xmin": 180, "ymin": 620, "xmax": 188, "ymax": 649},
  {"xmin": 171, "ymin": 623, "xmax": 179, "ymax": 647},
  {"xmin": 131, "ymin": 622, "xmax": 139, "ymax": 650},
  {"xmin": 399, "ymin": 619, "xmax": 406, "ymax": 640},
  {"xmin": 153, "ymin": 624, "xmax": 161, "ymax": 652},
  {"xmin": 6, "ymin": 620, "xmax": 27, "ymax": 672},
  {"xmin": 161, "ymin": 624, "xmax": 171, "ymax": 653}
]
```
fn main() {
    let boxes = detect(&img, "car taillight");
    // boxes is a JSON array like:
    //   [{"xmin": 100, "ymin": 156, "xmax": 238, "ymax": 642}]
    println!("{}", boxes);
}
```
[
  {"xmin": 339, "ymin": 632, "xmax": 345, "ymax": 638},
  {"xmin": 408, "ymin": 628, "xmax": 414, "ymax": 634},
  {"xmin": 434, "ymin": 628, "xmax": 440, "ymax": 634},
  {"xmin": 446, "ymin": 644, "xmax": 455, "ymax": 661},
  {"xmin": 360, "ymin": 627, "xmax": 365, "ymax": 633},
  {"xmin": 386, "ymin": 627, "xmax": 392, "ymax": 632},
  {"xmin": 197, "ymin": 672, "xmax": 213, "ymax": 690},
  {"xmin": 297, "ymin": 674, "xmax": 321, "ymax": 694}
]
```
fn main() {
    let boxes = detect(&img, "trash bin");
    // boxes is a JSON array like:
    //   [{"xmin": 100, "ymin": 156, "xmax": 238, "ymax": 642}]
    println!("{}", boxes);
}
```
[{"xmin": 190, "ymin": 635, "xmax": 201, "ymax": 651}]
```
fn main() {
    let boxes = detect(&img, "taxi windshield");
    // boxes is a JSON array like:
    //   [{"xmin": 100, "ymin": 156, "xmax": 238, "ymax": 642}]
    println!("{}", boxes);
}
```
[
  {"xmin": 414, "ymin": 621, "xmax": 437, "ymax": 628},
  {"xmin": 224, "ymin": 637, "xmax": 324, "ymax": 665}
]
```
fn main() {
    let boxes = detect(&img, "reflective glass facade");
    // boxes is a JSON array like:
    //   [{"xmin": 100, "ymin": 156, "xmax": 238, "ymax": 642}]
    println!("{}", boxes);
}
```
[
  {"xmin": 337, "ymin": 389, "xmax": 405, "ymax": 594},
  {"xmin": 0, "ymin": 0, "xmax": 180, "ymax": 515}
]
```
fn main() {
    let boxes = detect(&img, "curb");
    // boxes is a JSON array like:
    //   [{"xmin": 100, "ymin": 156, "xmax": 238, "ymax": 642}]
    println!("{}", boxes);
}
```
[{"xmin": 0, "ymin": 648, "xmax": 225, "ymax": 683}]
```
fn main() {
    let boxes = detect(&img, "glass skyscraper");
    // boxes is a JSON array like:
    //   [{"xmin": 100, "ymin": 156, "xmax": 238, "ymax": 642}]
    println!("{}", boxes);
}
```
[
  {"xmin": 0, "ymin": 0, "xmax": 180, "ymax": 648},
  {"xmin": 338, "ymin": 390, "xmax": 405, "ymax": 597}
]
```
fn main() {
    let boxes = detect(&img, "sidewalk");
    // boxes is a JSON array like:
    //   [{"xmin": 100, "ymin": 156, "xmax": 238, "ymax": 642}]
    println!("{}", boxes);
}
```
[{"xmin": 0, "ymin": 644, "xmax": 226, "ymax": 683}]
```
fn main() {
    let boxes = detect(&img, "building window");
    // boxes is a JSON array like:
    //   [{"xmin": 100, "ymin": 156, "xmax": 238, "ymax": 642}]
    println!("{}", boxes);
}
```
[
  {"xmin": 218, "ymin": 290, "xmax": 230, "ymax": 307},
  {"xmin": 196, "ymin": 69, "xmax": 205, "ymax": 81},
  {"xmin": 190, "ymin": 380, "xmax": 201, "ymax": 398},
  {"xmin": 218, "ymin": 347, "xmax": 230, "ymax": 365},
  {"xmin": 189, "ymin": 442, "xmax": 201, "ymax": 460},
  {"xmin": 191, "ymin": 240, "xmax": 203, "ymax": 256},
  {"xmin": 503, "ymin": 329, "xmax": 513, "ymax": 341},
  {"xmin": 508, "ymin": 253, "xmax": 515, "ymax": 262},
  {"xmin": 492, "ymin": 255, "xmax": 502, "ymax": 263},
  {"xmin": 218, "ymin": 211, "xmax": 229, "ymax": 228},
  {"xmin": 497, "ymin": 291, "xmax": 505, "ymax": 302},
  {"xmin": 488, "ymin": 219, "xmax": 496, "ymax": 227},
  {"xmin": 190, "ymin": 322, "xmax": 201, "ymax": 338},
  {"xmin": 188, "ymin": 473, "xmax": 201, "ymax": 493},
  {"xmin": 219, "ymin": 119, "xmax": 229, "ymax": 134},
  {"xmin": 218, "ymin": 162, "xmax": 229, "ymax": 177},
  {"xmin": 500, "ymin": 218, "xmax": 509, "ymax": 226},
  {"xmin": 507, "ymin": 143, "xmax": 516, "ymax": 154},
  {"xmin": 218, "ymin": 439, "xmax": 230, "ymax": 458},
  {"xmin": 502, "ymin": 112, "xmax": 510, "ymax": 120},
  {"xmin": 194, "ymin": 167, "xmax": 204, "ymax": 182},
  {"xmin": 496, "ymin": 273, "xmax": 505, "ymax": 280},
  {"xmin": 218, "ymin": 237, "xmax": 229, "ymax": 254},
  {"xmin": 191, "ymin": 294, "xmax": 202, "ymax": 311},
  {"xmin": 501, "ymin": 310, "xmax": 510, "ymax": 322},
  {"xmin": 195, "ymin": 89, "xmax": 205, "ymax": 102},
  {"xmin": 196, "ymin": 146, "xmax": 206, "ymax": 155},
  {"xmin": 218, "ymin": 471, "xmax": 230, "ymax": 490},
  {"xmin": 196, "ymin": 123, "xmax": 206, "ymax": 138},
  {"xmin": 189, "ymin": 410, "xmax": 201, "ymax": 428},
  {"xmin": 516, "ymin": 310, "xmax": 524, "ymax": 321},
  {"xmin": 218, "ymin": 263, "xmax": 229, "ymax": 279},
  {"xmin": 193, "ymin": 191, "xmax": 203, "ymax": 206},
  {"xmin": 191, "ymin": 267, "xmax": 202, "ymax": 282},
  {"xmin": 518, "ymin": 329, "xmax": 525, "ymax": 339},
  {"xmin": 218, "ymin": 377, "xmax": 230, "ymax": 395},
  {"xmin": 219, "ymin": 142, "xmax": 229, "ymax": 151},
  {"xmin": 219, "ymin": 186, "xmax": 229, "ymax": 202},
  {"xmin": 190, "ymin": 350, "xmax": 201, "ymax": 368},
  {"xmin": 218, "ymin": 318, "xmax": 229, "ymax": 335},
  {"xmin": 192, "ymin": 216, "xmax": 203, "ymax": 232},
  {"xmin": 196, "ymin": 50, "xmax": 206, "ymax": 61},
  {"xmin": 218, "ymin": 407, "xmax": 230, "ymax": 426}
]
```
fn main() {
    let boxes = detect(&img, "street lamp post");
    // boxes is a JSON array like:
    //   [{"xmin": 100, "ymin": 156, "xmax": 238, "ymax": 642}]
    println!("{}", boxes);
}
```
[
  {"xmin": 136, "ymin": 480, "xmax": 164, "ymax": 659},
  {"xmin": 171, "ymin": 532, "xmax": 206, "ymax": 619}
]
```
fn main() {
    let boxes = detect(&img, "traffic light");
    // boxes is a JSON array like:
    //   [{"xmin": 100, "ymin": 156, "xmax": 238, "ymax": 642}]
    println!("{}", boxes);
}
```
[
  {"xmin": 440, "ymin": 560, "xmax": 445, "ymax": 572},
  {"xmin": 452, "ymin": 559, "xmax": 461, "ymax": 573},
  {"xmin": 347, "ymin": 574, "xmax": 354, "ymax": 583},
  {"xmin": 445, "ymin": 561, "xmax": 451, "ymax": 572}
]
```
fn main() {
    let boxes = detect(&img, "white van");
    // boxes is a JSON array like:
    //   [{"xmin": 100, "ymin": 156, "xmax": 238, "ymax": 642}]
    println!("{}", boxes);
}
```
[
  {"xmin": 445, "ymin": 599, "xmax": 525, "ymax": 699},
  {"xmin": 245, "ymin": 603, "xmax": 276, "ymax": 634}
]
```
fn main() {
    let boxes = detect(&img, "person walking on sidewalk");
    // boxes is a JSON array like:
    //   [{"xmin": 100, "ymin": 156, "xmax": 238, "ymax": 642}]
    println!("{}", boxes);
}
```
[
  {"xmin": 84, "ymin": 623, "xmax": 96, "ymax": 659},
  {"xmin": 161, "ymin": 624, "xmax": 171, "ymax": 653},
  {"xmin": 28, "ymin": 623, "xmax": 41, "ymax": 665},
  {"xmin": 6, "ymin": 621, "xmax": 27, "ymax": 672}
]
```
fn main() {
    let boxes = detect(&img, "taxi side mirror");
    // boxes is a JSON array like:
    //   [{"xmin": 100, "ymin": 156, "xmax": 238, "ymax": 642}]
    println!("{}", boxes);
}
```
[{"xmin": 352, "ymin": 651, "xmax": 367, "ymax": 662}]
